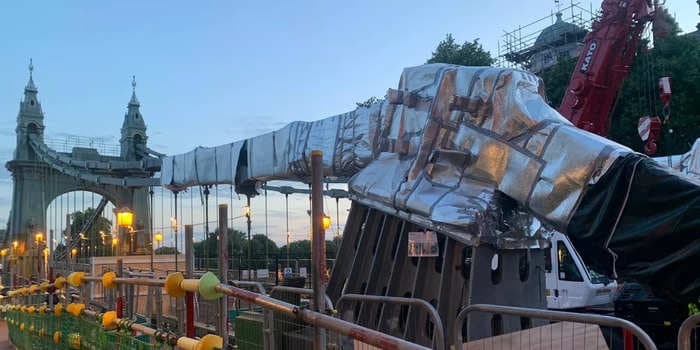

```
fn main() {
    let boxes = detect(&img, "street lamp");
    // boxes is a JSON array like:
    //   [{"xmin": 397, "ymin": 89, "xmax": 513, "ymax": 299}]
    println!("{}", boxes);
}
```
[
  {"xmin": 115, "ymin": 208, "xmax": 134, "ymax": 255},
  {"xmin": 244, "ymin": 200, "xmax": 252, "ymax": 280},
  {"xmin": 322, "ymin": 214, "xmax": 331, "ymax": 230},
  {"xmin": 111, "ymin": 237, "xmax": 118, "ymax": 256},
  {"xmin": 286, "ymin": 232, "xmax": 291, "ymax": 268},
  {"xmin": 154, "ymin": 232, "xmax": 163, "ymax": 249},
  {"xmin": 116, "ymin": 209, "xmax": 134, "ymax": 228},
  {"xmin": 34, "ymin": 232, "xmax": 45, "ymax": 280}
]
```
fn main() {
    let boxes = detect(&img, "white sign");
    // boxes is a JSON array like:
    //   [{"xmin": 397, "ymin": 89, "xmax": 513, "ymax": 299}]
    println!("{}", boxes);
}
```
[
  {"xmin": 408, "ymin": 231, "xmax": 439, "ymax": 257},
  {"xmin": 299, "ymin": 267, "xmax": 308, "ymax": 278},
  {"xmin": 256, "ymin": 269, "xmax": 269, "ymax": 279}
]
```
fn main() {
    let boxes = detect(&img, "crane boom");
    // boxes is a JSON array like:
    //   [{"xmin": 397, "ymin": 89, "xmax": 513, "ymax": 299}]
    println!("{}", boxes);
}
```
[{"xmin": 558, "ymin": 0, "xmax": 654, "ymax": 136}]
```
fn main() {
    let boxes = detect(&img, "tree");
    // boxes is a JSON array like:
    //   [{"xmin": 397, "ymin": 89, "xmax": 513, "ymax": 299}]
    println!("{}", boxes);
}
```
[
  {"xmin": 325, "ymin": 235, "xmax": 343, "ymax": 259},
  {"xmin": 193, "ymin": 228, "xmax": 248, "ymax": 268},
  {"xmin": 356, "ymin": 96, "xmax": 381, "ymax": 108},
  {"xmin": 279, "ymin": 237, "xmax": 342, "ymax": 259},
  {"xmin": 54, "ymin": 243, "xmax": 67, "ymax": 261},
  {"xmin": 249, "ymin": 234, "xmax": 279, "ymax": 258},
  {"xmin": 66, "ymin": 207, "xmax": 113, "ymax": 257},
  {"xmin": 538, "ymin": 15, "xmax": 700, "ymax": 156},
  {"xmin": 155, "ymin": 246, "xmax": 179, "ymax": 255},
  {"xmin": 427, "ymin": 34, "xmax": 494, "ymax": 66},
  {"xmin": 538, "ymin": 56, "xmax": 577, "ymax": 106}
]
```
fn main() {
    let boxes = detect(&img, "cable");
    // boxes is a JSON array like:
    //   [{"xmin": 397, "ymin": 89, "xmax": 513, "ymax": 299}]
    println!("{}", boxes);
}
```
[
  {"xmin": 264, "ymin": 182, "xmax": 269, "ymax": 267},
  {"xmin": 229, "ymin": 185, "xmax": 234, "ymax": 271}
]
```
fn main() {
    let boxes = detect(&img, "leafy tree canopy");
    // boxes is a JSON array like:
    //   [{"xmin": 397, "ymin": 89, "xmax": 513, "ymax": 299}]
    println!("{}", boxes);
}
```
[
  {"xmin": 427, "ymin": 34, "xmax": 494, "ymax": 66},
  {"xmin": 536, "ymin": 17, "xmax": 700, "ymax": 155}
]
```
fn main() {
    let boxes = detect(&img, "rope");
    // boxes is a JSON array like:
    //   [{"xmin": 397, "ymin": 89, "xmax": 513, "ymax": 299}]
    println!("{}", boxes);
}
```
[{"xmin": 604, "ymin": 157, "xmax": 643, "ymax": 278}]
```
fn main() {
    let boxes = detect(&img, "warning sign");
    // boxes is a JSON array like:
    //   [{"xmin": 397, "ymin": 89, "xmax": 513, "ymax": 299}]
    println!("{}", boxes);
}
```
[{"xmin": 408, "ymin": 231, "xmax": 439, "ymax": 257}]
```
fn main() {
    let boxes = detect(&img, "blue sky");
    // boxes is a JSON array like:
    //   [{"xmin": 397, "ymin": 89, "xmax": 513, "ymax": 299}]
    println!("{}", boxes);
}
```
[{"xmin": 0, "ymin": 1, "xmax": 697, "ymax": 245}]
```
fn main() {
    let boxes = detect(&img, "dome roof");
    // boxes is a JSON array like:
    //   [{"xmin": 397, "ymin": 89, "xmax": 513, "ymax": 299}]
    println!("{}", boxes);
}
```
[{"xmin": 534, "ymin": 13, "xmax": 587, "ymax": 49}]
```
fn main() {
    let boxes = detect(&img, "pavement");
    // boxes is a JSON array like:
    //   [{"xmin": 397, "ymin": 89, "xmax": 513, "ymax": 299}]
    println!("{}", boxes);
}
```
[{"xmin": 0, "ymin": 321, "xmax": 13, "ymax": 350}]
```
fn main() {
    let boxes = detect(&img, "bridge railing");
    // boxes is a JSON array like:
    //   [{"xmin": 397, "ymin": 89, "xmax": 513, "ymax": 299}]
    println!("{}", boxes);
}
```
[
  {"xmin": 455, "ymin": 303, "xmax": 657, "ymax": 350},
  {"xmin": 44, "ymin": 134, "xmax": 120, "ymax": 156}
]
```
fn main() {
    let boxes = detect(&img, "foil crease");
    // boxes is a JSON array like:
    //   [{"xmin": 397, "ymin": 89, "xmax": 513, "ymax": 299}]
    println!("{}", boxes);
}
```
[
  {"xmin": 654, "ymin": 138, "xmax": 700, "ymax": 180},
  {"xmin": 162, "ymin": 63, "xmax": 634, "ymax": 247}
]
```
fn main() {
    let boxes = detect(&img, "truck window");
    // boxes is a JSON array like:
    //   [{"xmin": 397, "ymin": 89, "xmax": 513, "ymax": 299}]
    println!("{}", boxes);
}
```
[
  {"xmin": 557, "ymin": 241, "xmax": 583, "ymax": 282},
  {"xmin": 544, "ymin": 247, "xmax": 552, "ymax": 273}
]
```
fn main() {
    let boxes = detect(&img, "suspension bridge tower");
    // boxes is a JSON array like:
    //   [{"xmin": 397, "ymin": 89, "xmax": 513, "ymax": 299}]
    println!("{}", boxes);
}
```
[{"xmin": 4, "ymin": 62, "xmax": 160, "ymax": 282}]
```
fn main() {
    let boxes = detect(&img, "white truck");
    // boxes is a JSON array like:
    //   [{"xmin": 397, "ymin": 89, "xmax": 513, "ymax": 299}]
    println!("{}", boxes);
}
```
[{"xmin": 544, "ymin": 232, "xmax": 617, "ymax": 310}]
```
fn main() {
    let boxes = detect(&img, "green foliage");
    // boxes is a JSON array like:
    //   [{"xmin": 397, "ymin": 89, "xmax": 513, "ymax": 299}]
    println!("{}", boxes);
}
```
[
  {"xmin": 539, "ymin": 25, "xmax": 700, "ymax": 155},
  {"xmin": 427, "ymin": 34, "xmax": 494, "ymax": 66},
  {"xmin": 279, "ymin": 236, "xmax": 342, "ymax": 259},
  {"xmin": 67, "ymin": 207, "xmax": 113, "ymax": 257},
  {"xmin": 249, "ymin": 234, "xmax": 279, "ymax": 257},
  {"xmin": 193, "ymin": 228, "xmax": 247, "ymax": 261},
  {"xmin": 155, "ymin": 246, "xmax": 179, "ymax": 254},
  {"xmin": 609, "ymin": 33, "xmax": 700, "ymax": 155},
  {"xmin": 538, "ymin": 56, "xmax": 577, "ymax": 106},
  {"xmin": 356, "ymin": 96, "xmax": 381, "ymax": 108}
]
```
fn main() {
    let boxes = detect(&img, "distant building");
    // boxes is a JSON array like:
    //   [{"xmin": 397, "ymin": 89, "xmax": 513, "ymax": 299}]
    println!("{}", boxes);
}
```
[
  {"xmin": 498, "ymin": 5, "xmax": 592, "ymax": 74},
  {"xmin": 528, "ymin": 13, "xmax": 588, "ymax": 73}
]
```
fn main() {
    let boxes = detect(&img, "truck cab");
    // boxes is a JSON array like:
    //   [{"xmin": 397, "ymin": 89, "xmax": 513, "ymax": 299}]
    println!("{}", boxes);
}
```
[{"xmin": 544, "ymin": 232, "xmax": 617, "ymax": 310}]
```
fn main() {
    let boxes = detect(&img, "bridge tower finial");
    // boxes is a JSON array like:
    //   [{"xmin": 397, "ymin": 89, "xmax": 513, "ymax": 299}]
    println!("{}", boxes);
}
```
[
  {"xmin": 25, "ymin": 58, "xmax": 37, "ymax": 92},
  {"xmin": 121, "ymin": 74, "xmax": 147, "ymax": 159},
  {"xmin": 129, "ymin": 74, "xmax": 139, "ymax": 106}
]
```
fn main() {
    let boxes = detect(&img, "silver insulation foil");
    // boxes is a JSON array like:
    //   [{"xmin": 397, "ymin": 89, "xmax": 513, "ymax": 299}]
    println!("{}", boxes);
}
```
[{"xmin": 162, "ymin": 64, "xmax": 634, "ymax": 248}]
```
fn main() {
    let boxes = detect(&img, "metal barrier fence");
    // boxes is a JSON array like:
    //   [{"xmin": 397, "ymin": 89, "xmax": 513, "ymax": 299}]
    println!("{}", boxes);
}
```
[
  {"xmin": 216, "ymin": 283, "xmax": 429, "ymax": 350},
  {"xmin": 455, "ymin": 304, "xmax": 657, "ymax": 350},
  {"xmin": 336, "ymin": 293, "xmax": 446, "ymax": 350},
  {"xmin": 2, "ymin": 272, "xmax": 432, "ymax": 350},
  {"xmin": 678, "ymin": 313, "xmax": 700, "ymax": 350}
]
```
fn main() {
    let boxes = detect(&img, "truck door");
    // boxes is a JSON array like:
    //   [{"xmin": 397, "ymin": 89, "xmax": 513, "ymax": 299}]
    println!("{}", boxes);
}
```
[
  {"xmin": 544, "ymin": 245, "xmax": 561, "ymax": 309},
  {"xmin": 556, "ymin": 239, "xmax": 585, "ymax": 308}
]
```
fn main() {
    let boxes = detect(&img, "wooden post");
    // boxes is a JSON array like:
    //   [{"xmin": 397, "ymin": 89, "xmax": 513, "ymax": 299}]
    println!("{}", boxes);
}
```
[
  {"xmin": 185, "ymin": 224, "xmax": 195, "ymax": 337},
  {"xmin": 218, "ymin": 204, "xmax": 229, "ymax": 348},
  {"xmin": 310, "ymin": 150, "xmax": 327, "ymax": 350}
]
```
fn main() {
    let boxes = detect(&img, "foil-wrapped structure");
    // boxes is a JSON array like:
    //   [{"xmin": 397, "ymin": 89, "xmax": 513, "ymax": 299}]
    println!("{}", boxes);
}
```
[
  {"xmin": 162, "ymin": 64, "xmax": 627, "ymax": 247},
  {"xmin": 162, "ymin": 64, "xmax": 700, "ymax": 302}
]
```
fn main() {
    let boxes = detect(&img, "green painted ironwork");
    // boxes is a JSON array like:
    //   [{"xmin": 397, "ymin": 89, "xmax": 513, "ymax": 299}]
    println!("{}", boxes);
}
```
[{"xmin": 2, "ymin": 307, "xmax": 175, "ymax": 350}]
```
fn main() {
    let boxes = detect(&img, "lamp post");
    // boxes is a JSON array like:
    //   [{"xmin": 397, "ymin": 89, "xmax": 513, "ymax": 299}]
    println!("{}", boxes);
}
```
[
  {"xmin": 170, "ymin": 217, "xmax": 178, "ymax": 271},
  {"xmin": 154, "ymin": 232, "xmax": 163, "ymax": 250},
  {"xmin": 244, "ymin": 200, "xmax": 251, "ymax": 280},
  {"xmin": 152, "ymin": 232, "xmax": 163, "ymax": 271},
  {"xmin": 322, "ymin": 214, "xmax": 331, "ymax": 231},
  {"xmin": 34, "ymin": 232, "xmax": 44, "ymax": 280},
  {"xmin": 11, "ymin": 241, "xmax": 18, "ymax": 288},
  {"xmin": 0, "ymin": 248, "xmax": 7, "ymax": 287},
  {"xmin": 115, "ymin": 208, "xmax": 134, "ymax": 254},
  {"xmin": 111, "ymin": 237, "xmax": 118, "ymax": 256}
]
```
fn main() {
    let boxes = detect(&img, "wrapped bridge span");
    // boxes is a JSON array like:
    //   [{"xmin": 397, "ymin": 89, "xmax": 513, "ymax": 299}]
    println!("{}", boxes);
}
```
[{"xmin": 159, "ymin": 63, "xmax": 700, "ymax": 344}]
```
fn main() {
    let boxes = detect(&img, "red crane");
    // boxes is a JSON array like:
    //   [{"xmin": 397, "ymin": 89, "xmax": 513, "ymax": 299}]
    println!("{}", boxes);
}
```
[{"xmin": 558, "ymin": 0, "xmax": 655, "ymax": 137}]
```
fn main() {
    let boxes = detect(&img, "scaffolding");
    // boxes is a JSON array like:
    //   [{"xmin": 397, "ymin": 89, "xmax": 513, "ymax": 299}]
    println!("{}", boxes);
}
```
[{"xmin": 496, "ymin": 1, "xmax": 597, "ymax": 70}]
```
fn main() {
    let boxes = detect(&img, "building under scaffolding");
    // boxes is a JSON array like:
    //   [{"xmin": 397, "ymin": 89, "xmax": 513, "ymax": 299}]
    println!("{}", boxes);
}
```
[{"xmin": 496, "ymin": 1, "xmax": 596, "ymax": 73}]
